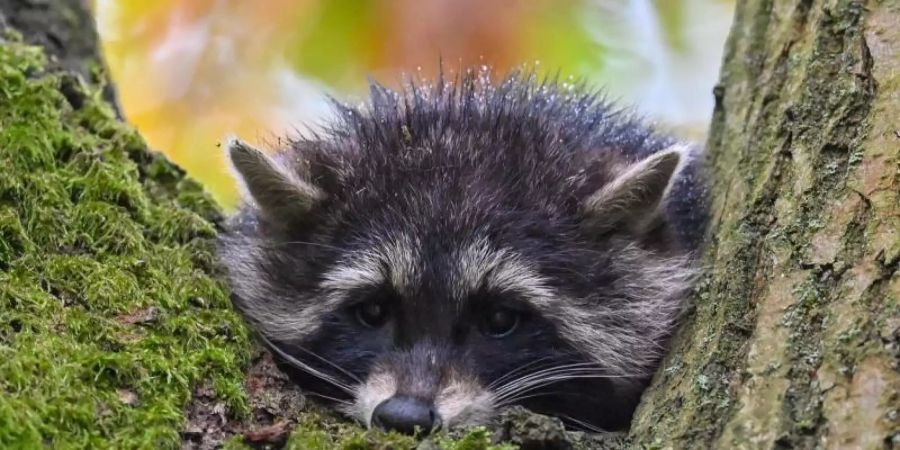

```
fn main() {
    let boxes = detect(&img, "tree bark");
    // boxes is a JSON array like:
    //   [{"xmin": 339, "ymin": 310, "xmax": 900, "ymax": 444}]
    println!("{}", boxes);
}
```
[
  {"xmin": 629, "ymin": 0, "xmax": 899, "ymax": 448},
  {"xmin": 0, "ymin": 0, "xmax": 121, "ymax": 114}
]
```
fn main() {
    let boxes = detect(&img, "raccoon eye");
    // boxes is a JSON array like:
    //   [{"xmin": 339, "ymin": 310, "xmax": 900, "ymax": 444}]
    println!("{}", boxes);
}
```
[
  {"xmin": 354, "ymin": 302, "xmax": 388, "ymax": 328},
  {"xmin": 482, "ymin": 307, "xmax": 520, "ymax": 338}
]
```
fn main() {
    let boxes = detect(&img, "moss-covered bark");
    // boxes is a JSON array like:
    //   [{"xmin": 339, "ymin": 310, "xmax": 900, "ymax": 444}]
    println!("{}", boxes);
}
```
[
  {"xmin": 628, "ymin": 0, "xmax": 899, "ymax": 448},
  {"xmin": 0, "ymin": 0, "xmax": 121, "ymax": 115},
  {"xmin": 0, "ymin": 27, "xmax": 253, "ymax": 450}
]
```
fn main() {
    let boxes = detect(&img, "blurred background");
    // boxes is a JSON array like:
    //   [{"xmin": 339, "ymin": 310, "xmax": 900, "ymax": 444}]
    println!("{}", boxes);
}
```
[{"xmin": 94, "ymin": 0, "xmax": 735, "ymax": 209}]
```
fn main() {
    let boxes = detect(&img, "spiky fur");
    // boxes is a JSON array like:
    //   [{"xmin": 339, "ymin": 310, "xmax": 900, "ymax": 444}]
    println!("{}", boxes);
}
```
[{"xmin": 218, "ymin": 70, "xmax": 709, "ymax": 431}]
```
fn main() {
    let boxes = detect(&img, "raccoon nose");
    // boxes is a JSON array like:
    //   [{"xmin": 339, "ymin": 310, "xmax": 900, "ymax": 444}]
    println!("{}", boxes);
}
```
[{"xmin": 371, "ymin": 395, "xmax": 441, "ymax": 435}]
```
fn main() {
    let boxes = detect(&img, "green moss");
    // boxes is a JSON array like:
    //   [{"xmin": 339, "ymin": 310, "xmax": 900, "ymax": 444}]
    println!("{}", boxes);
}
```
[
  {"xmin": 278, "ymin": 412, "xmax": 514, "ymax": 450},
  {"xmin": 0, "ymin": 34, "xmax": 251, "ymax": 448}
]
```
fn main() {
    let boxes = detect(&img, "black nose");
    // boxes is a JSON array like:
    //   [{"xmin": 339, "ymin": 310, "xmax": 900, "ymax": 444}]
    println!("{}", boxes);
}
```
[{"xmin": 371, "ymin": 395, "xmax": 440, "ymax": 435}]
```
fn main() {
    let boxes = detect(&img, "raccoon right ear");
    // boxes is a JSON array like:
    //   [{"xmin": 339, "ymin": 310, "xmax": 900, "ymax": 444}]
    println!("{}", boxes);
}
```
[
  {"xmin": 226, "ymin": 137, "xmax": 325, "ymax": 221},
  {"xmin": 581, "ymin": 144, "xmax": 686, "ymax": 235}
]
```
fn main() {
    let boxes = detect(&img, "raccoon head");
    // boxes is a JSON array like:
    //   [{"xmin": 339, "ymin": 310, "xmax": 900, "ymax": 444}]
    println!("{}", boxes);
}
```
[{"xmin": 218, "ymin": 76, "xmax": 704, "ymax": 435}]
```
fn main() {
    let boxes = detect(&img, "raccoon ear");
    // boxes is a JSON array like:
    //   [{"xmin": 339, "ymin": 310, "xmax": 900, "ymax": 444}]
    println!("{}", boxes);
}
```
[
  {"xmin": 226, "ymin": 137, "xmax": 325, "ymax": 221},
  {"xmin": 582, "ymin": 144, "xmax": 686, "ymax": 235}
]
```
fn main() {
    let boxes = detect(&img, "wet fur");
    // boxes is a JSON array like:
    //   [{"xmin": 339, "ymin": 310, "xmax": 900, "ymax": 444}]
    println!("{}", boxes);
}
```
[{"xmin": 218, "ymin": 70, "xmax": 708, "ymax": 431}]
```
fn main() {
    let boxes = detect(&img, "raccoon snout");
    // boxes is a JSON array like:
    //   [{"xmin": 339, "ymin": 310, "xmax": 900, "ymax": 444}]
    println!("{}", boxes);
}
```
[{"xmin": 371, "ymin": 395, "xmax": 442, "ymax": 435}]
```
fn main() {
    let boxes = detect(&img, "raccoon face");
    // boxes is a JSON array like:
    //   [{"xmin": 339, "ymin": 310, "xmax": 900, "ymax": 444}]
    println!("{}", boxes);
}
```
[{"xmin": 217, "ymin": 76, "xmax": 705, "ymax": 435}]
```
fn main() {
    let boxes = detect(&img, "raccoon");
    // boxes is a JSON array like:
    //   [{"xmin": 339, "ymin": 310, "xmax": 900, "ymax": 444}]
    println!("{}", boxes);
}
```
[{"xmin": 217, "ymin": 70, "xmax": 708, "ymax": 435}]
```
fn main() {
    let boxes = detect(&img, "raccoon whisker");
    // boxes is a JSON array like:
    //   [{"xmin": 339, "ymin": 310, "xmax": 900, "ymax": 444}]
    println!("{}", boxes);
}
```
[
  {"xmin": 495, "ymin": 375, "xmax": 588, "ymax": 401},
  {"xmin": 259, "ymin": 335, "xmax": 355, "ymax": 394},
  {"xmin": 498, "ymin": 371, "xmax": 632, "ymax": 398},
  {"xmin": 494, "ymin": 362, "xmax": 602, "ymax": 385},
  {"xmin": 495, "ymin": 374, "xmax": 591, "ymax": 401},
  {"xmin": 289, "ymin": 344, "xmax": 363, "ymax": 384},
  {"xmin": 492, "ymin": 390, "xmax": 566, "ymax": 408},
  {"xmin": 492, "ymin": 362, "xmax": 606, "ymax": 396},
  {"xmin": 490, "ymin": 362, "xmax": 600, "ymax": 394},
  {"xmin": 493, "ymin": 359, "xmax": 589, "ymax": 387},
  {"xmin": 494, "ymin": 374, "xmax": 625, "ymax": 406},
  {"xmin": 558, "ymin": 414, "xmax": 607, "ymax": 434},
  {"xmin": 497, "ymin": 367, "xmax": 628, "ymax": 391},
  {"xmin": 487, "ymin": 356, "xmax": 556, "ymax": 390},
  {"xmin": 304, "ymin": 391, "xmax": 353, "ymax": 406},
  {"xmin": 493, "ymin": 367, "xmax": 629, "ymax": 402}
]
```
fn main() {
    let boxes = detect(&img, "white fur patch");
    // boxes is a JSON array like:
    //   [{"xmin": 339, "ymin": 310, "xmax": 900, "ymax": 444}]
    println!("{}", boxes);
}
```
[
  {"xmin": 344, "ymin": 368, "xmax": 494, "ymax": 430},
  {"xmin": 454, "ymin": 237, "xmax": 506, "ymax": 298},
  {"xmin": 318, "ymin": 233, "xmax": 421, "ymax": 293},
  {"xmin": 435, "ymin": 373, "xmax": 495, "ymax": 429},
  {"xmin": 455, "ymin": 238, "xmax": 558, "ymax": 303},
  {"xmin": 219, "ymin": 236, "xmax": 343, "ymax": 340},
  {"xmin": 344, "ymin": 369, "xmax": 398, "ymax": 427},
  {"xmin": 321, "ymin": 234, "xmax": 420, "ymax": 294},
  {"xmin": 319, "ymin": 251, "xmax": 385, "ymax": 291},
  {"xmin": 382, "ymin": 235, "xmax": 421, "ymax": 294}
]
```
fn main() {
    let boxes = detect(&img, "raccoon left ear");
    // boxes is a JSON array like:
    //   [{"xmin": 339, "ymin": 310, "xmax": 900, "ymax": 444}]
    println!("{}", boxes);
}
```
[
  {"xmin": 581, "ymin": 144, "xmax": 687, "ymax": 235},
  {"xmin": 226, "ymin": 137, "xmax": 325, "ymax": 222}
]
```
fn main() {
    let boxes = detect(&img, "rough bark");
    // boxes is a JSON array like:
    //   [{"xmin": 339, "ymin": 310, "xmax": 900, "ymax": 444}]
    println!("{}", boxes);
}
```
[
  {"xmin": 629, "ymin": 0, "xmax": 899, "ymax": 448},
  {"xmin": 0, "ymin": 0, "xmax": 121, "ymax": 114}
]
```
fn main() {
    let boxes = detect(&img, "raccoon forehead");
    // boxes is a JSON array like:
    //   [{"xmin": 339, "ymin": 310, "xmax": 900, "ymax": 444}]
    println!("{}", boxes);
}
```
[
  {"xmin": 454, "ymin": 238, "xmax": 556, "ymax": 301},
  {"xmin": 322, "ymin": 235, "xmax": 556, "ymax": 304},
  {"xmin": 320, "ymin": 234, "xmax": 421, "ymax": 294}
]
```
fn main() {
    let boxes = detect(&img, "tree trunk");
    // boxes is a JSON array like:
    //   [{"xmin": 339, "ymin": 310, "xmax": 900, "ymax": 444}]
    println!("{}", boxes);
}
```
[
  {"xmin": 629, "ymin": 0, "xmax": 899, "ymax": 448},
  {"xmin": 0, "ymin": 0, "xmax": 121, "ymax": 115}
]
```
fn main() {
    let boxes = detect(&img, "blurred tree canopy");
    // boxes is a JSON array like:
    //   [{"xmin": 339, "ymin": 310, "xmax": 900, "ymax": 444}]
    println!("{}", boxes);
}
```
[{"xmin": 96, "ymin": 0, "xmax": 733, "ymax": 207}]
